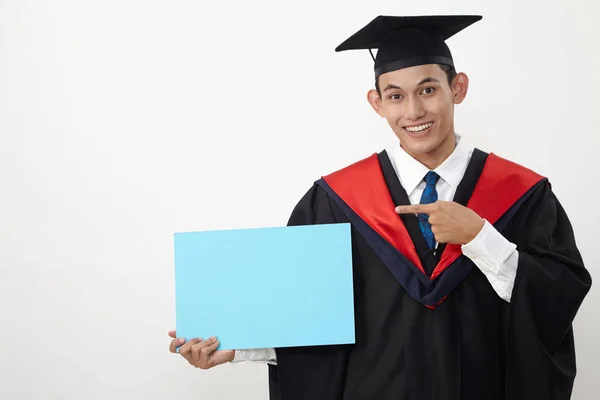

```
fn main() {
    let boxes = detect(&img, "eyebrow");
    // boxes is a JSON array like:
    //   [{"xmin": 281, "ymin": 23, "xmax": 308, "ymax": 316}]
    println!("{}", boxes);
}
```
[
  {"xmin": 383, "ymin": 77, "xmax": 441, "ymax": 92},
  {"xmin": 418, "ymin": 77, "xmax": 440, "ymax": 85}
]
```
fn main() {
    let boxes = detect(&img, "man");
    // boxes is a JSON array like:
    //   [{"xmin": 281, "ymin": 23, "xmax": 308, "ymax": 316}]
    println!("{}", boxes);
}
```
[{"xmin": 169, "ymin": 15, "xmax": 592, "ymax": 400}]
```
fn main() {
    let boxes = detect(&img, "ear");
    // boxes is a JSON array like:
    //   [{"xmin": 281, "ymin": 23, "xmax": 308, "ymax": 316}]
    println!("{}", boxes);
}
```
[
  {"xmin": 451, "ymin": 72, "xmax": 469, "ymax": 104},
  {"xmin": 367, "ymin": 89, "xmax": 385, "ymax": 117}
]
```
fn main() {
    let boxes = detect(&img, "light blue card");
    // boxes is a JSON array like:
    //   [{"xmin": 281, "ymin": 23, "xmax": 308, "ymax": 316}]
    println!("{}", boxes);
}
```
[{"xmin": 174, "ymin": 223, "xmax": 355, "ymax": 350}]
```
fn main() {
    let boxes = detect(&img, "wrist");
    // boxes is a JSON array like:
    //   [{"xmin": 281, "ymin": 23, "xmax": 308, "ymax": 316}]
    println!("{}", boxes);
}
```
[{"xmin": 464, "ymin": 217, "xmax": 485, "ymax": 244}]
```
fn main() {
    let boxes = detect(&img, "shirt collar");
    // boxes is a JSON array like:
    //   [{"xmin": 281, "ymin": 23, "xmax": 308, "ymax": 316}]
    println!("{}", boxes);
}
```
[{"xmin": 386, "ymin": 134, "xmax": 473, "ymax": 196}]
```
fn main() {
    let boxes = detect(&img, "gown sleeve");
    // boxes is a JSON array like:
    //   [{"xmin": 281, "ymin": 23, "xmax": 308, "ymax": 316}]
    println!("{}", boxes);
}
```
[
  {"xmin": 506, "ymin": 181, "xmax": 592, "ymax": 400},
  {"xmin": 268, "ymin": 183, "xmax": 352, "ymax": 400}
]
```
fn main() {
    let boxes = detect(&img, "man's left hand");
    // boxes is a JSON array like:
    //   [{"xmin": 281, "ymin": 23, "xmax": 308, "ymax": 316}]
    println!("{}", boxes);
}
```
[{"xmin": 395, "ymin": 201, "xmax": 485, "ymax": 245}]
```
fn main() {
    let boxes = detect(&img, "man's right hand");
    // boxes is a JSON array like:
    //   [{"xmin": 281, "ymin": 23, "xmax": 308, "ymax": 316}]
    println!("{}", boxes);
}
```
[{"xmin": 168, "ymin": 330, "xmax": 235, "ymax": 369}]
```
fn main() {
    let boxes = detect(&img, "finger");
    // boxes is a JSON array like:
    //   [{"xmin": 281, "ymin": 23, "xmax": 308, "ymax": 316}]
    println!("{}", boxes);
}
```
[
  {"xmin": 168, "ymin": 330, "xmax": 176, "ymax": 338},
  {"xmin": 201, "ymin": 338, "xmax": 221, "ymax": 356},
  {"xmin": 194, "ymin": 337, "xmax": 219, "ymax": 355},
  {"xmin": 428, "ymin": 214, "xmax": 442, "ymax": 225},
  {"xmin": 169, "ymin": 337, "xmax": 186, "ymax": 353},
  {"xmin": 435, "ymin": 234, "xmax": 449, "ymax": 244},
  {"xmin": 202, "ymin": 338, "xmax": 222, "ymax": 369},
  {"xmin": 395, "ymin": 204, "xmax": 435, "ymax": 214},
  {"xmin": 179, "ymin": 338, "xmax": 202, "ymax": 358},
  {"xmin": 191, "ymin": 337, "xmax": 220, "ymax": 368},
  {"xmin": 190, "ymin": 337, "xmax": 214, "ymax": 358}
]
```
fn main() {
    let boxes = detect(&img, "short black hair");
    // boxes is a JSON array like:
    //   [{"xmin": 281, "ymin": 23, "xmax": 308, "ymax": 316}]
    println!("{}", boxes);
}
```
[{"xmin": 375, "ymin": 64, "xmax": 457, "ymax": 96}]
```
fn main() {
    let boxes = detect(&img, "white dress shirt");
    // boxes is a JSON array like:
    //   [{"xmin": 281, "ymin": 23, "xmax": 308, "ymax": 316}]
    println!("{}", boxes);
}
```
[{"xmin": 232, "ymin": 135, "xmax": 519, "ymax": 364}]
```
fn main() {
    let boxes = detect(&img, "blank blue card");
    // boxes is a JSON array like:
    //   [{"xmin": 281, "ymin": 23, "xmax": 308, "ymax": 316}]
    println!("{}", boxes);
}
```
[{"xmin": 174, "ymin": 223, "xmax": 355, "ymax": 350}]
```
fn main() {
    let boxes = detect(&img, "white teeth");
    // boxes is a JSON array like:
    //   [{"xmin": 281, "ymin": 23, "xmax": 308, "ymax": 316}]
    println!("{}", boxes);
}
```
[{"xmin": 405, "ymin": 122, "xmax": 433, "ymax": 133}]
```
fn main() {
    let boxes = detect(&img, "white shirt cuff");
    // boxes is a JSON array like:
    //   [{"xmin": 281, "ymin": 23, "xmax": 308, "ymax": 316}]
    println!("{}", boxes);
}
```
[
  {"xmin": 231, "ymin": 348, "xmax": 277, "ymax": 365},
  {"xmin": 461, "ymin": 219, "xmax": 519, "ymax": 302}
]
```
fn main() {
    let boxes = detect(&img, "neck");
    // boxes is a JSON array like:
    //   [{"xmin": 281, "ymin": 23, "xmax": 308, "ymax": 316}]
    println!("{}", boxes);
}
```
[{"xmin": 406, "ymin": 132, "xmax": 457, "ymax": 170}]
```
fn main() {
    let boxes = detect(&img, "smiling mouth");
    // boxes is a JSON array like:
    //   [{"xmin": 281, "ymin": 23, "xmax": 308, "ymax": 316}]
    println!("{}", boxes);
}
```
[{"xmin": 404, "ymin": 122, "xmax": 434, "ymax": 133}]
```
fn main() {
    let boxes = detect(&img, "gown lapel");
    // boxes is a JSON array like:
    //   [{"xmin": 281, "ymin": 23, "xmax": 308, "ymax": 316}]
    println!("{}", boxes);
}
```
[
  {"xmin": 434, "ymin": 148, "xmax": 488, "ymax": 263},
  {"xmin": 378, "ymin": 150, "xmax": 437, "ymax": 276}
]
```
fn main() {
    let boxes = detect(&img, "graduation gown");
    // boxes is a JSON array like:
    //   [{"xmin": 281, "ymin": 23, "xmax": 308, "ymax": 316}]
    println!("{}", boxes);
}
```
[{"xmin": 268, "ymin": 149, "xmax": 592, "ymax": 400}]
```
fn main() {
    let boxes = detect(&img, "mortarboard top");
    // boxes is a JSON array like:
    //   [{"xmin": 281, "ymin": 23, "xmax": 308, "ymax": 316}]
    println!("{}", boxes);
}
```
[{"xmin": 335, "ymin": 15, "xmax": 482, "ymax": 79}]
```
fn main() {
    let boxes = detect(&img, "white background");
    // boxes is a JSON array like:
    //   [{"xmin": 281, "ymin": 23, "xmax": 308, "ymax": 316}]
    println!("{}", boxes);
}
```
[{"xmin": 1, "ymin": 0, "xmax": 598, "ymax": 399}]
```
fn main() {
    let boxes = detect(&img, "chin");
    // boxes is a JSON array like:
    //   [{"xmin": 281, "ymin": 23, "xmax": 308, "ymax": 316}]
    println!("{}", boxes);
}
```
[{"xmin": 399, "ymin": 135, "xmax": 443, "ymax": 155}]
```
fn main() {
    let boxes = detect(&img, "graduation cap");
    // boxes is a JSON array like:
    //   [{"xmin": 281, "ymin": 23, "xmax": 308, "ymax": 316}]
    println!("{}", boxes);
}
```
[{"xmin": 335, "ymin": 15, "xmax": 482, "ymax": 78}]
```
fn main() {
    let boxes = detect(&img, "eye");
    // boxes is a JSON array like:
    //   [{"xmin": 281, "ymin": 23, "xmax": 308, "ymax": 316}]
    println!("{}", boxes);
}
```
[
  {"xmin": 389, "ymin": 93, "xmax": 403, "ymax": 100},
  {"xmin": 421, "ymin": 87, "xmax": 435, "ymax": 95}
]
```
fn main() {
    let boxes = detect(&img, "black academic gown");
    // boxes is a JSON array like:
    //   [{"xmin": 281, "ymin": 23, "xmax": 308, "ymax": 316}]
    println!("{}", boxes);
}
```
[{"xmin": 268, "ymin": 149, "xmax": 591, "ymax": 400}]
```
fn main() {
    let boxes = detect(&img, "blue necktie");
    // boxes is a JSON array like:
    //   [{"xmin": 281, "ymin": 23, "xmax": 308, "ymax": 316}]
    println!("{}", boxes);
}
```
[{"xmin": 418, "ymin": 171, "xmax": 440, "ymax": 249}]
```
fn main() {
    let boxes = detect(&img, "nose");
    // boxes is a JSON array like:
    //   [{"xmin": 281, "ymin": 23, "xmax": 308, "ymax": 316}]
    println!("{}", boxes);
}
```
[{"xmin": 405, "ymin": 97, "xmax": 426, "ymax": 121}]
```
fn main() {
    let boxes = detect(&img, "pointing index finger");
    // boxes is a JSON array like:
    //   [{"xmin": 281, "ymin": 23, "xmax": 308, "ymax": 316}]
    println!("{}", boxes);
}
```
[{"xmin": 395, "ymin": 204, "xmax": 434, "ymax": 214}]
